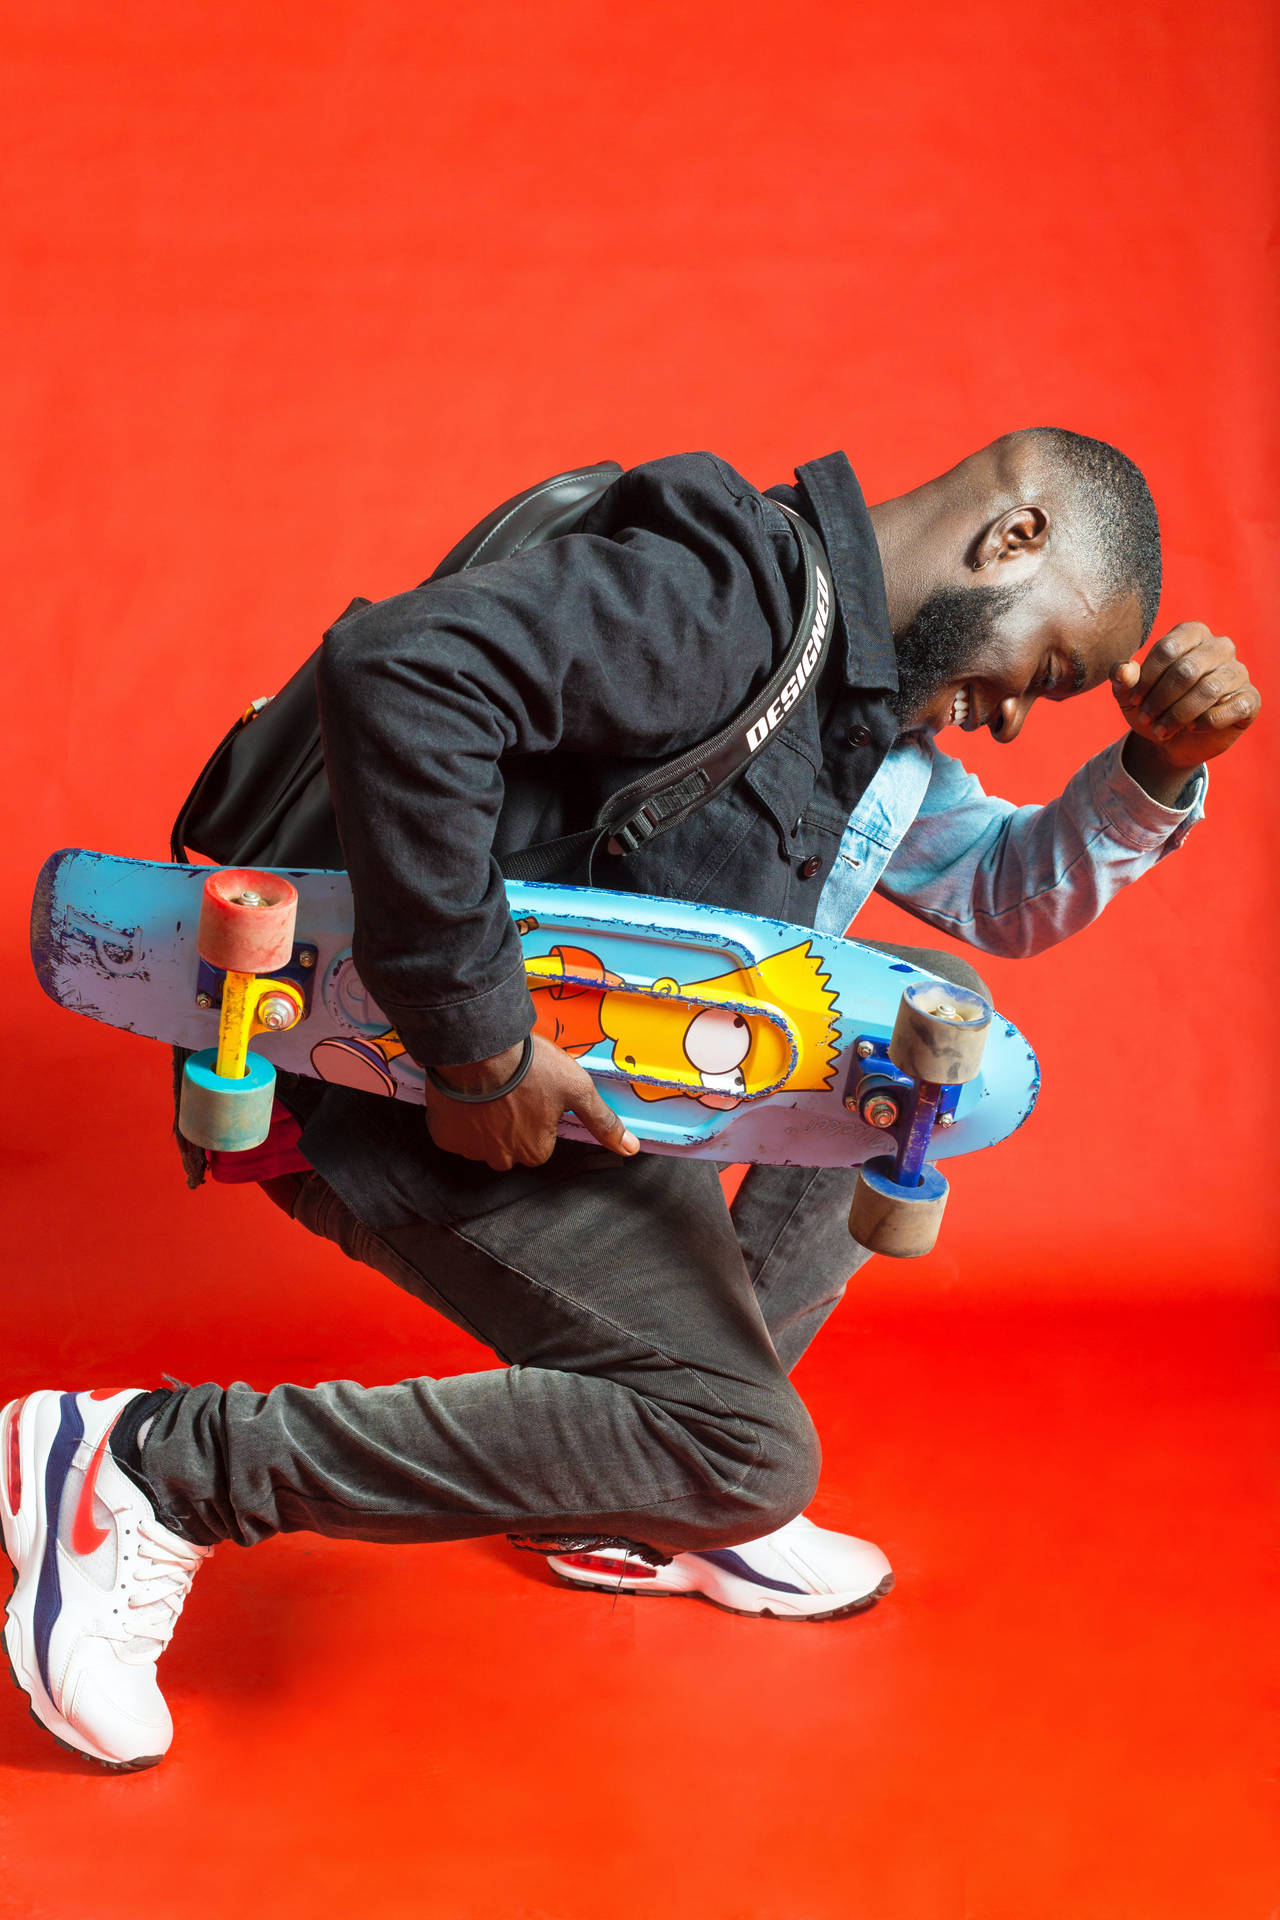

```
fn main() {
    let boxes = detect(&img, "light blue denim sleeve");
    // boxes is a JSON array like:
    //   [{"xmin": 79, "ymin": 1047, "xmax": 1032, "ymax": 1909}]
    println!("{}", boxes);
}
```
[{"xmin": 874, "ymin": 737, "xmax": 1208, "ymax": 957}]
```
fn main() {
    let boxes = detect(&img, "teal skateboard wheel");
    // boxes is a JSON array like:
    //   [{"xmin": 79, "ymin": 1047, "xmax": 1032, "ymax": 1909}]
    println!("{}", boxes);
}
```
[{"xmin": 178, "ymin": 1047, "xmax": 276, "ymax": 1152}]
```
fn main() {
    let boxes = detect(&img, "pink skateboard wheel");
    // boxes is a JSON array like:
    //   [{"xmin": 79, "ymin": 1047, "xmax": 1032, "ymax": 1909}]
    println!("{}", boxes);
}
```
[{"xmin": 196, "ymin": 868, "xmax": 298, "ymax": 974}]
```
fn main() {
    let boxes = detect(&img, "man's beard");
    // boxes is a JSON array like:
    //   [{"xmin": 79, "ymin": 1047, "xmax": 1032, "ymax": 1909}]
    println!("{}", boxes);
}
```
[{"xmin": 887, "ymin": 581, "xmax": 1027, "ymax": 731}]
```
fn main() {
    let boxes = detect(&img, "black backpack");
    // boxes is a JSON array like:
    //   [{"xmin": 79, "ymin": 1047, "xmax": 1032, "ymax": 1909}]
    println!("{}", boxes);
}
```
[
  {"xmin": 170, "ymin": 461, "xmax": 833, "ymax": 881},
  {"xmin": 168, "ymin": 459, "xmax": 834, "ymax": 1187}
]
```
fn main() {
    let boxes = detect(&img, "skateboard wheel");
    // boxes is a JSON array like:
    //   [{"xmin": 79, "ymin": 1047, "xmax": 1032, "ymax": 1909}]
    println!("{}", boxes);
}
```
[
  {"xmin": 197, "ymin": 868, "xmax": 298, "ymax": 974},
  {"xmin": 179, "ymin": 1047, "xmax": 276, "ymax": 1152},
  {"xmin": 849, "ymin": 1155, "xmax": 948, "ymax": 1259},
  {"xmin": 888, "ymin": 980, "xmax": 990, "ymax": 1086}
]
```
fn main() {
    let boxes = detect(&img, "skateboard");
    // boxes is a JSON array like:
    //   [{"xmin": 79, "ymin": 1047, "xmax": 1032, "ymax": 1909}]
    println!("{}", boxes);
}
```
[{"xmin": 30, "ymin": 850, "xmax": 1039, "ymax": 1256}]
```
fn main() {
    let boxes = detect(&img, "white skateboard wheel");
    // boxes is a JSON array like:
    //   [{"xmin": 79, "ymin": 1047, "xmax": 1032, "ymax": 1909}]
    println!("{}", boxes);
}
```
[
  {"xmin": 849, "ymin": 1155, "xmax": 948, "ymax": 1259},
  {"xmin": 888, "ymin": 980, "xmax": 990, "ymax": 1086}
]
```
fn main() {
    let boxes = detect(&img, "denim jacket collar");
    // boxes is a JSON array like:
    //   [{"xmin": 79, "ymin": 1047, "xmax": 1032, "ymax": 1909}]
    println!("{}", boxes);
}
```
[{"xmin": 791, "ymin": 452, "xmax": 898, "ymax": 697}]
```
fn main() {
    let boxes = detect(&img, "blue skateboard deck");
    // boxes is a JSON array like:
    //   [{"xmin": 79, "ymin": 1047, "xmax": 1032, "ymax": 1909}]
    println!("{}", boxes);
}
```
[{"xmin": 31, "ymin": 849, "xmax": 1038, "ymax": 1173}]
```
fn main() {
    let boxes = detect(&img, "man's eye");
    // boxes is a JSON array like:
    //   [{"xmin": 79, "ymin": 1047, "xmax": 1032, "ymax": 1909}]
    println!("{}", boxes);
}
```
[{"xmin": 683, "ymin": 1007, "xmax": 752, "ymax": 1074}]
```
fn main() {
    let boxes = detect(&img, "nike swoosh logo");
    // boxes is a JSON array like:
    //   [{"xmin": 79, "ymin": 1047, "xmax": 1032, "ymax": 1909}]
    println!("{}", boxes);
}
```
[{"xmin": 70, "ymin": 1419, "xmax": 118, "ymax": 1556}]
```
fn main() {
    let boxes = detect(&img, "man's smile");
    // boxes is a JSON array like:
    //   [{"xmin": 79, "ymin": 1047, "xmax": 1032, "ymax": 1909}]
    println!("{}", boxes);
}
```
[
  {"xmin": 946, "ymin": 684, "xmax": 971, "ymax": 729},
  {"xmin": 930, "ymin": 682, "xmax": 991, "ymax": 735}
]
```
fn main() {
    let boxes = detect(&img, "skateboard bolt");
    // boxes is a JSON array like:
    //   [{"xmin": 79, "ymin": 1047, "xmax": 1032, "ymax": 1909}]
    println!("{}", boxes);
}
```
[
  {"xmin": 299, "ymin": 949, "xmax": 315, "ymax": 968},
  {"xmin": 935, "ymin": 1111, "xmax": 956, "ymax": 1129},
  {"xmin": 860, "ymin": 1092, "xmax": 900, "ymax": 1129},
  {"xmin": 236, "ymin": 890, "xmax": 266, "ymax": 908},
  {"xmin": 855, "ymin": 1039, "xmax": 875, "ymax": 1059},
  {"xmin": 195, "ymin": 992, "xmax": 214, "ymax": 1009},
  {"xmin": 258, "ymin": 993, "xmax": 299, "ymax": 1031}
]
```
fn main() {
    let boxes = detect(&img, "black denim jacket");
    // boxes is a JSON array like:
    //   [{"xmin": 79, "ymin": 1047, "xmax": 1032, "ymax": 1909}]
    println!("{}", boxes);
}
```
[{"xmin": 293, "ymin": 449, "xmax": 899, "ymax": 1228}]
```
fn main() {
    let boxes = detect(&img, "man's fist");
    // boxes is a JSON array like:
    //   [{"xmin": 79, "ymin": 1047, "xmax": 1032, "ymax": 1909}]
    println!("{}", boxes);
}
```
[
  {"xmin": 423, "ymin": 1033, "xmax": 640, "ymax": 1172},
  {"xmin": 1112, "ymin": 622, "xmax": 1261, "ymax": 772}
]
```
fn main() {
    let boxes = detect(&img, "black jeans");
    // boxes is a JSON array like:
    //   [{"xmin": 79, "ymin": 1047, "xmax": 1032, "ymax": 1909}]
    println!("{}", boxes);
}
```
[
  {"xmin": 144, "ymin": 1156, "xmax": 862, "ymax": 1559},
  {"xmin": 143, "ymin": 945, "xmax": 986, "ymax": 1560}
]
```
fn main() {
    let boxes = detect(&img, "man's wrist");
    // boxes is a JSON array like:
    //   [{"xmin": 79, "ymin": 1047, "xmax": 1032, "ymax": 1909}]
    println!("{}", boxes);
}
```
[
  {"xmin": 1121, "ymin": 733, "xmax": 1203, "ymax": 810},
  {"xmin": 427, "ymin": 1040, "xmax": 528, "ymax": 1095}
]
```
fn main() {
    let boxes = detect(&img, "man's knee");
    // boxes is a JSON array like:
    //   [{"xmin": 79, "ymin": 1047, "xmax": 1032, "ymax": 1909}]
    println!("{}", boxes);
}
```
[
  {"xmin": 692, "ymin": 1385, "xmax": 821, "ymax": 1548},
  {"xmin": 861, "ymin": 938, "xmax": 992, "ymax": 1004},
  {"xmin": 923, "ymin": 949, "xmax": 992, "ymax": 1002},
  {"xmin": 753, "ymin": 1388, "xmax": 822, "ymax": 1532}
]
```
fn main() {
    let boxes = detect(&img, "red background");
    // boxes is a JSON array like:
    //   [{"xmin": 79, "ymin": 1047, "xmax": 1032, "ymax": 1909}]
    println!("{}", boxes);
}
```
[{"xmin": 1, "ymin": 3, "xmax": 1275, "ymax": 1916}]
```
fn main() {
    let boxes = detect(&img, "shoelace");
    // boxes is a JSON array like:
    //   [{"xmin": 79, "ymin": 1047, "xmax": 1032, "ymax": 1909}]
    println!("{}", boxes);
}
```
[{"xmin": 117, "ymin": 1521, "xmax": 212, "ymax": 1664}]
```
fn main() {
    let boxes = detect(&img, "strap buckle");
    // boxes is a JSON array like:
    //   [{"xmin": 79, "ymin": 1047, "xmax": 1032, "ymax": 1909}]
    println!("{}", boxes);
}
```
[{"xmin": 606, "ymin": 807, "xmax": 661, "ymax": 857}]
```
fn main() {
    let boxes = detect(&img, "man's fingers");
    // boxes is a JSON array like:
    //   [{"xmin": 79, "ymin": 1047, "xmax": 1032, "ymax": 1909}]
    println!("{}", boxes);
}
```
[
  {"xmin": 1148, "ymin": 659, "xmax": 1249, "ymax": 734},
  {"xmin": 1187, "ymin": 686, "xmax": 1262, "ymax": 734},
  {"xmin": 427, "ymin": 1041, "xmax": 644, "ymax": 1166},
  {"xmin": 1122, "ymin": 628, "xmax": 1234, "ymax": 717},
  {"xmin": 567, "ymin": 1076, "xmax": 640, "ymax": 1156},
  {"xmin": 1132, "ymin": 626, "xmax": 1206, "ymax": 700},
  {"xmin": 510, "ymin": 1127, "xmax": 561, "ymax": 1169},
  {"xmin": 1139, "ymin": 651, "xmax": 1224, "ymax": 724},
  {"xmin": 1111, "ymin": 659, "xmax": 1141, "ymax": 698}
]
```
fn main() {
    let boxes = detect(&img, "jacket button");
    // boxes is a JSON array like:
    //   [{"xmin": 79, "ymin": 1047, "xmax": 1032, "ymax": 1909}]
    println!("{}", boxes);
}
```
[
  {"xmin": 799, "ymin": 856, "xmax": 822, "ymax": 879},
  {"xmin": 847, "ymin": 724, "xmax": 872, "ymax": 747}
]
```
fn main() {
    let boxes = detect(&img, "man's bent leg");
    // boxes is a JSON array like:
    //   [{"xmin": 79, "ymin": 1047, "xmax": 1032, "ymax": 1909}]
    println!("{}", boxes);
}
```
[
  {"xmin": 733, "ymin": 940, "xmax": 994, "ymax": 1372},
  {"xmin": 547, "ymin": 942, "xmax": 989, "ymax": 1612},
  {"xmin": 141, "ymin": 1157, "xmax": 819, "ymax": 1559},
  {"xmin": 731, "ymin": 1165, "xmax": 868, "ymax": 1374}
]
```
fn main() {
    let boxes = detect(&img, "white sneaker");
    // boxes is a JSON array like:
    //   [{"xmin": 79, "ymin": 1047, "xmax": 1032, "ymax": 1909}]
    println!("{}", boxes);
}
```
[
  {"xmin": 1, "ymin": 1389, "xmax": 210, "ymax": 1769},
  {"xmin": 547, "ymin": 1514, "xmax": 892, "ymax": 1621}
]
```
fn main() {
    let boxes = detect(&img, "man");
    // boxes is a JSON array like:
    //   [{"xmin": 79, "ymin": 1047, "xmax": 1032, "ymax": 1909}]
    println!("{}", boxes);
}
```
[{"xmin": 2, "ymin": 430, "xmax": 1259, "ymax": 1770}]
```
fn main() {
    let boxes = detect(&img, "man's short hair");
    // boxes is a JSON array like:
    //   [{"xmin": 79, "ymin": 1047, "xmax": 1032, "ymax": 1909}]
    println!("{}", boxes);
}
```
[{"xmin": 1025, "ymin": 427, "xmax": 1163, "ymax": 640}]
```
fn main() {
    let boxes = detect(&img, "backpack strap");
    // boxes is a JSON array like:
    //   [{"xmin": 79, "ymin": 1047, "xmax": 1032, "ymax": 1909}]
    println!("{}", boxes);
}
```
[
  {"xmin": 428, "ymin": 462, "xmax": 624, "ymax": 579},
  {"xmin": 500, "ymin": 503, "xmax": 833, "ymax": 882},
  {"xmin": 169, "ymin": 467, "xmax": 624, "ymax": 869},
  {"xmin": 169, "ymin": 468, "xmax": 834, "ymax": 888}
]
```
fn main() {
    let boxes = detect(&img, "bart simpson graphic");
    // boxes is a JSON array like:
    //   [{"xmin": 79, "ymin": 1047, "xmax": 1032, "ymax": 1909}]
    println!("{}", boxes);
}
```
[
  {"xmin": 311, "ymin": 936, "xmax": 622, "ymax": 1096},
  {"xmin": 310, "ymin": 921, "xmax": 840, "ymax": 1114},
  {"xmin": 530, "ymin": 941, "xmax": 841, "ymax": 1109}
]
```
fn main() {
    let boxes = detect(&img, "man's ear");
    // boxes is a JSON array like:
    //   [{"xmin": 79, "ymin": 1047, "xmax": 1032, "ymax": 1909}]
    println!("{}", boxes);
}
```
[{"xmin": 970, "ymin": 504, "xmax": 1050, "ymax": 571}]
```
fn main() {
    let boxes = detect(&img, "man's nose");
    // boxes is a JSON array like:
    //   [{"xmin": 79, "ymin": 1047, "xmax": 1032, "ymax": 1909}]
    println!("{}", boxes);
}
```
[{"xmin": 989, "ymin": 693, "xmax": 1036, "ymax": 743}]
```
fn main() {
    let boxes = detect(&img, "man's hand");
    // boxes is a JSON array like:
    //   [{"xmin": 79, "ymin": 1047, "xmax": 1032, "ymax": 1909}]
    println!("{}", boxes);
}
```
[
  {"xmin": 423, "ymin": 1033, "xmax": 640, "ymax": 1171},
  {"xmin": 1112, "ymin": 622, "xmax": 1261, "ymax": 803}
]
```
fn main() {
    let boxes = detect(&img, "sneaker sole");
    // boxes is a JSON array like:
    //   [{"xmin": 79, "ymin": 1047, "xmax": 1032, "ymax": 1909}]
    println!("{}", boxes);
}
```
[
  {"xmin": 0, "ymin": 1394, "xmax": 162, "ymax": 1772},
  {"xmin": 550, "ymin": 1561, "xmax": 895, "ymax": 1622}
]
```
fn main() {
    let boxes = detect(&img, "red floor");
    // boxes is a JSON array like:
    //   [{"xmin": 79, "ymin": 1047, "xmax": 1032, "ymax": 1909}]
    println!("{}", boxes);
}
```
[
  {"xmin": 3, "ymin": 0, "xmax": 1276, "ymax": 1910},
  {"xmin": 0, "ymin": 1043, "xmax": 1275, "ymax": 1917}
]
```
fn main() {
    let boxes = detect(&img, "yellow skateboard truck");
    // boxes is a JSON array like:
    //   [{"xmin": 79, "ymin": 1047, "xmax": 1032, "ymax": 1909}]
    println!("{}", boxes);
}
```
[
  {"xmin": 212, "ymin": 968, "xmax": 304, "ymax": 1081},
  {"xmin": 178, "ymin": 869, "xmax": 303, "ymax": 1152}
]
